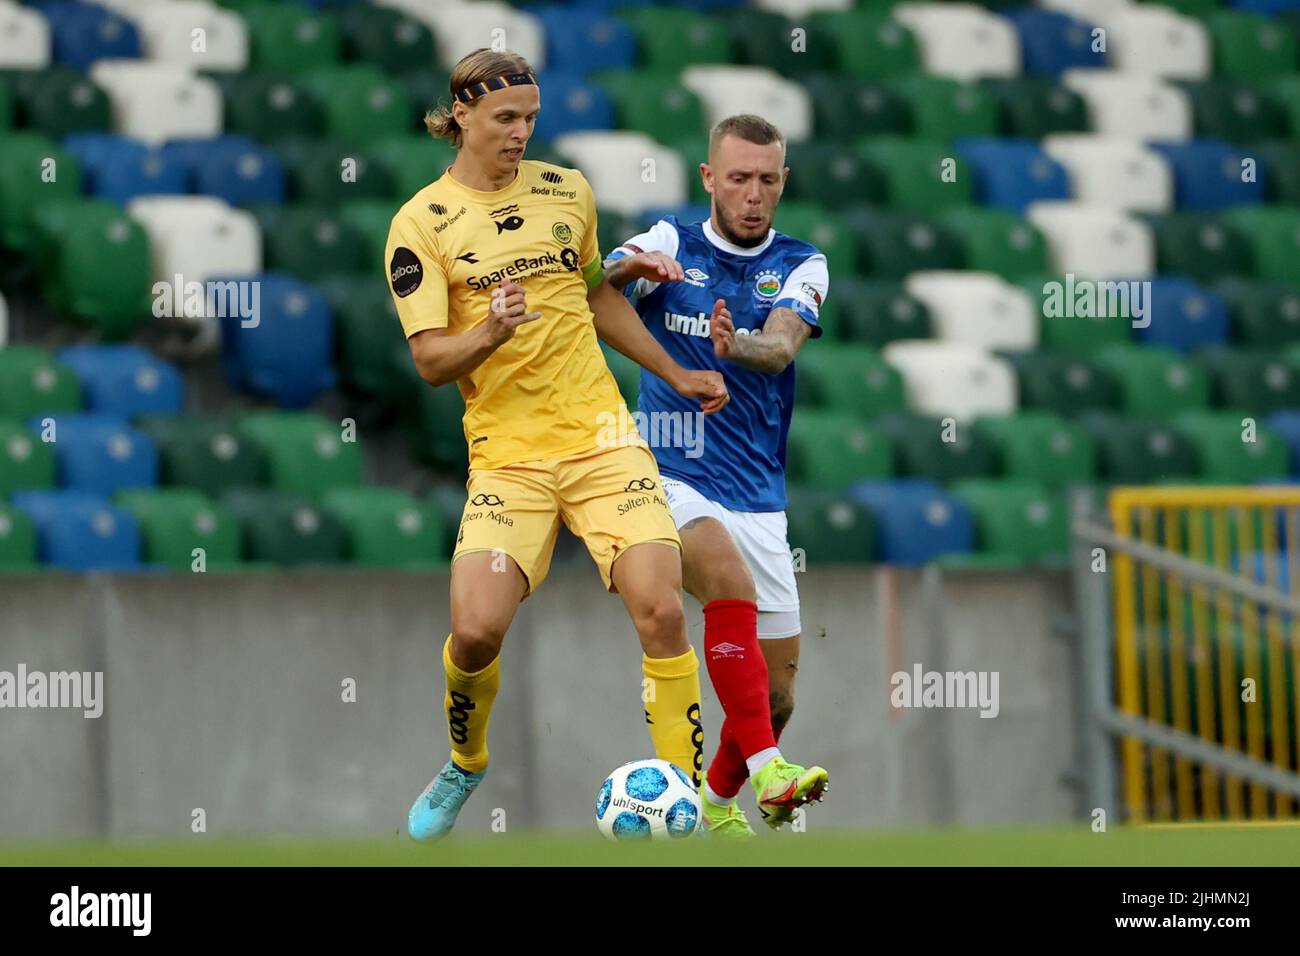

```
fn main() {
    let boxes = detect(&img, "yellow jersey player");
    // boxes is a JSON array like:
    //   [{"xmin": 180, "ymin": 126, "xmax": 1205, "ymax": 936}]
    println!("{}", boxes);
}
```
[{"xmin": 386, "ymin": 48, "xmax": 726, "ymax": 840}]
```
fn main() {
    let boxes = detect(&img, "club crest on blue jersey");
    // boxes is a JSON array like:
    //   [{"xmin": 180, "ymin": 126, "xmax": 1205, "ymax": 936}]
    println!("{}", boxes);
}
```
[{"xmin": 754, "ymin": 270, "xmax": 782, "ymax": 300}]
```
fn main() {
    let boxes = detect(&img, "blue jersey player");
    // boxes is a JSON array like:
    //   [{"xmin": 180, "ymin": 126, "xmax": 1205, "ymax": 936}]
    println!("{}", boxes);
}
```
[{"xmin": 605, "ymin": 115, "xmax": 830, "ymax": 837}]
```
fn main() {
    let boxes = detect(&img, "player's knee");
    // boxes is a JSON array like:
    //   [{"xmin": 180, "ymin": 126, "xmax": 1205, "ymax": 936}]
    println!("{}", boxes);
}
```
[
  {"xmin": 701, "ymin": 560, "xmax": 755, "ymax": 604},
  {"xmin": 449, "ymin": 617, "xmax": 507, "ymax": 671},
  {"xmin": 630, "ymin": 591, "xmax": 686, "ymax": 650},
  {"xmin": 770, "ymin": 688, "xmax": 795, "ymax": 735}
]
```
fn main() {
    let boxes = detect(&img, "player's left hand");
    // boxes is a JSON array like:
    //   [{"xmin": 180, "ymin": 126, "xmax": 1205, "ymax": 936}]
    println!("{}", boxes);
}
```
[{"xmin": 708, "ymin": 298, "xmax": 734, "ymax": 360}]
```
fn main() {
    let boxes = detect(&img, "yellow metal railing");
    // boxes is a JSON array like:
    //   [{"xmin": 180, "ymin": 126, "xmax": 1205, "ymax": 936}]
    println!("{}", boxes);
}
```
[{"xmin": 1110, "ymin": 487, "xmax": 1300, "ymax": 823}]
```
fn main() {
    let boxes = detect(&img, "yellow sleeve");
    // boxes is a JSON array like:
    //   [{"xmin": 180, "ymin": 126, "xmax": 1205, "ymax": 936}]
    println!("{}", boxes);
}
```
[
  {"xmin": 577, "ymin": 173, "xmax": 603, "ymax": 290},
  {"xmin": 384, "ymin": 207, "xmax": 449, "ymax": 337}
]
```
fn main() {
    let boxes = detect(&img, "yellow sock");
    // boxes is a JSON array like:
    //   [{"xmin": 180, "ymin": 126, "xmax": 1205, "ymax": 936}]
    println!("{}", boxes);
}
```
[
  {"xmin": 443, "ymin": 634, "xmax": 500, "ymax": 774},
  {"xmin": 642, "ymin": 647, "xmax": 704, "ymax": 787}
]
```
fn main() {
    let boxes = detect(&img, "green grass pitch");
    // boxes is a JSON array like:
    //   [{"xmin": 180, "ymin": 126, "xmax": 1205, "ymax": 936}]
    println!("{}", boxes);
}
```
[{"xmin": 3, "ymin": 825, "xmax": 1297, "ymax": 866}]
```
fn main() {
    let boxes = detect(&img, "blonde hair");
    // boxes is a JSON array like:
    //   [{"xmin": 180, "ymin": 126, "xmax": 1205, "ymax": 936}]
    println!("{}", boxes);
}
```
[
  {"xmin": 424, "ymin": 48, "xmax": 536, "ymax": 149},
  {"xmin": 708, "ymin": 114, "xmax": 785, "ymax": 160}
]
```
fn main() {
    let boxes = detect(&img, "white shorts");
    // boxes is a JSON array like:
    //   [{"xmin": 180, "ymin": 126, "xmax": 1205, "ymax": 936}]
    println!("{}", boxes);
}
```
[{"xmin": 662, "ymin": 476, "xmax": 801, "ymax": 639}]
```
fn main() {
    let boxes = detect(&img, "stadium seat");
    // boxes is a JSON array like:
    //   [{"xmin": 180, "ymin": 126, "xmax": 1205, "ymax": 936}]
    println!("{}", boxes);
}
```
[
  {"xmin": 115, "ymin": 487, "xmax": 242, "ymax": 570},
  {"xmin": 681, "ymin": 65, "xmax": 812, "ymax": 142},
  {"xmin": 1205, "ymin": 10, "xmax": 1299, "ymax": 80},
  {"xmin": 137, "ymin": 414, "xmax": 265, "ymax": 497},
  {"xmin": 983, "ymin": 77, "xmax": 1090, "ymax": 139},
  {"xmin": 847, "ymin": 479, "xmax": 974, "ymax": 565},
  {"xmin": 237, "ymin": 411, "xmax": 361, "ymax": 496},
  {"xmin": 973, "ymin": 411, "xmax": 1096, "ymax": 486},
  {"xmin": 1149, "ymin": 140, "xmax": 1264, "ymax": 211},
  {"xmin": 784, "ymin": 487, "xmax": 876, "ymax": 565},
  {"xmin": 1094, "ymin": 344, "xmax": 1211, "ymax": 416},
  {"xmin": 1078, "ymin": 413, "xmax": 1202, "ymax": 483},
  {"xmin": 890, "ymin": 3, "xmax": 1021, "ymax": 80},
  {"xmin": 299, "ymin": 65, "xmax": 412, "ymax": 141},
  {"xmin": 785, "ymin": 411, "xmax": 894, "ymax": 489},
  {"xmin": 90, "ymin": 60, "xmax": 223, "ymax": 144},
  {"xmin": 1252, "ymin": 140, "xmax": 1300, "ymax": 205},
  {"xmin": 0, "ymin": 291, "xmax": 6, "ymax": 347},
  {"xmin": 0, "ymin": 417, "xmax": 56, "ymax": 496},
  {"xmin": 128, "ymin": 195, "xmax": 262, "ymax": 287},
  {"xmin": 807, "ymin": 10, "xmax": 920, "ymax": 80},
  {"xmin": 1026, "ymin": 203, "xmax": 1156, "ymax": 278},
  {"xmin": 1103, "ymin": 6, "xmax": 1211, "ymax": 79},
  {"xmin": 1021, "ymin": 275, "xmax": 1134, "ymax": 354},
  {"xmin": 219, "ymin": 275, "xmax": 336, "ymax": 408},
  {"xmin": 321, "ymin": 486, "xmax": 447, "ymax": 568},
  {"xmin": 1144, "ymin": 212, "xmax": 1254, "ymax": 282},
  {"xmin": 592, "ymin": 72, "xmax": 708, "ymax": 146},
  {"xmin": 221, "ymin": 73, "xmax": 327, "ymax": 144},
  {"xmin": 241, "ymin": 2, "xmax": 341, "ymax": 72},
  {"xmin": 314, "ymin": 275, "xmax": 406, "ymax": 397},
  {"xmin": 954, "ymin": 138, "xmax": 1071, "ymax": 213},
  {"xmin": 10, "ymin": 489, "xmax": 141, "ymax": 570},
  {"xmin": 534, "ymin": 5, "xmax": 635, "ymax": 74},
  {"xmin": 1198, "ymin": 346, "xmax": 1300, "ymax": 414},
  {"xmin": 132, "ymin": 0, "xmax": 249, "ymax": 71},
  {"xmin": 10, "ymin": 67, "xmax": 112, "ymax": 139},
  {"xmin": 950, "ymin": 479, "xmax": 1069, "ymax": 565},
  {"xmin": 1002, "ymin": 9, "xmax": 1106, "ymax": 75},
  {"xmin": 1214, "ymin": 278, "xmax": 1300, "ymax": 347},
  {"xmin": 276, "ymin": 138, "xmax": 398, "ymax": 203},
  {"xmin": 882, "ymin": 341, "xmax": 1018, "ymax": 421},
  {"xmin": 1174, "ymin": 411, "xmax": 1289, "ymax": 483},
  {"xmin": 1132, "ymin": 278, "xmax": 1229, "ymax": 352},
  {"xmin": 394, "ymin": 356, "xmax": 468, "ymax": 471},
  {"xmin": 529, "ymin": 71, "xmax": 614, "ymax": 141},
  {"xmin": 219, "ymin": 488, "xmax": 347, "ymax": 566},
  {"xmin": 793, "ymin": 344, "xmax": 907, "ymax": 417},
  {"xmin": 828, "ymin": 279, "xmax": 933, "ymax": 346},
  {"xmin": 1181, "ymin": 80, "xmax": 1290, "ymax": 143},
  {"xmin": 163, "ymin": 135, "xmax": 287, "ymax": 207},
  {"xmin": 1265, "ymin": 411, "xmax": 1300, "ymax": 475},
  {"xmin": 65, "ymin": 134, "xmax": 188, "ymax": 204},
  {"xmin": 1041, "ymin": 134, "xmax": 1173, "ymax": 212},
  {"xmin": 553, "ymin": 132, "xmax": 686, "ymax": 216},
  {"xmin": 55, "ymin": 345, "xmax": 184, "ymax": 419},
  {"xmin": 257, "ymin": 204, "xmax": 369, "ymax": 281},
  {"xmin": 729, "ymin": 8, "xmax": 817, "ymax": 78},
  {"xmin": 888, "ymin": 75, "xmax": 999, "ymax": 139},
  {"xmin": 1004, "ymin": 351, "xmax": 1120, "ymax": 415},
  {"xmin": 0, "ymin": 500, "xmax": 37, "ymax": 569},
  {"xmin": 859, "ymin": 138, "xmax": 974, "ymax": 213},
  {"xmin": 0, "ymin": 132, "xmax": 83, "ymax": 251},
  {"xmin": 841, "ymin": 208, "xmax": 962, "ymax": 278},
  {"xmin": 784, "ymin": 142, "xmax": 875, "ymax": 209},
  {"xmin": 803, "ymin": 74, "xmax": 910, "ymax": 141},
  {"xmin": 935, "ymin": 207, "xmax": 1049, "ymax": 280},
  {"xmin": 1062, "ymin": 70, "xmax": 1193, "ymax": 140},
  {"xmin": 397, "ymin": 1, "xmax": 547, "ymax": 71},
  {"xmin": 772, "ymin": 203, "xmax": 857, "ymax": 278},
  {"xmin": 34, "ymin": 1, "xmax": 141, "ymax": 71},
  {"xmin": 875, "ymin": 412, "xmax": 998, "ymax": 482},
  {"xmin": 0, "ymin": 2, "xmax": 51, "ymax": 69},
  {"xmin": 1219, "ymin": 207, "xmax": 1300, "ymax": 283},
  {"xmin": 36, "ymin": 412, "xmax": 158, "ymax": 495},
  {"xmin": 904, "ymin": 272, "xmax": 1037, "ymax": 351},
  {"xmin": 0, "ymin": 346, "xmax": 82, "ymax": 419},
  {"xmin": 331, "ymin": 3, "xmax": 433, "ymax": 73}
]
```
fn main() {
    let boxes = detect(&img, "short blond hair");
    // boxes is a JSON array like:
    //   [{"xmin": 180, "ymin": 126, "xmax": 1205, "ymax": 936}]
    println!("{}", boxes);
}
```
[
  {"xmin": 424, "ymin": 48, "xmax": 536, "ymax": 149},
  {"xmin": 708, "ymin": 114, "xmax": 785, "ymax": 160}
]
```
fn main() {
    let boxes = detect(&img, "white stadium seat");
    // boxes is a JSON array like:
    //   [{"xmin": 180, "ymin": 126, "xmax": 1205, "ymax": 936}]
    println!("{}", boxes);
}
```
[
  {"xmin": 552, "ymin": 132, "xmax": 687, "ymax": 216},
  {"xmin": 0, "ymin": 290, "xmax": 8, "ymax": 348},
  {"xmin": 0, "ymin": 1, "xmax": 51, "ymax": 69},
  {"xmin": 377, "ymin": 0, "xmax": 546, "ymax": 70},
  {"xmin": 903, "ymin": 272, "xmax": 1038, "ymax": 352},
  {"xmin": 91, "ymin": 60, "xmax": 222, "ymax": 144},
  {"xmin": 1097, "ymin": 6, "xmax": 1210, "ymax": 79},
  {"xmin": 882, "ymin": 341, "xmax": 1019, "ymax": 422},
  {"xmin": 1026, "ymin": 202, "xmax": 1155, "ymax": 279},
  {"xmin": 1062, "ymin": 70, "xmax": 1192, "ymax": 141},
  {"xmin": 754, "ymin": 0, "xmax": 852, "ymax": 14},
  {"xmin": 892, "ymin": 3, "xmax": 1021, "ymax": 80},
  {"xmin": 128, "ymin": 196, "xmax": 261, "ymax": 290},
  {"xmin": 680, "ymin": 66, "xmax": 813, "ymax": 143},
  {"xmin": 133, "ymin": 0, "xmax": 249, "ymax": 72},
  {"xmin": 1041, "ymin": 134, "xmax": 1173, "ymax": 212}
]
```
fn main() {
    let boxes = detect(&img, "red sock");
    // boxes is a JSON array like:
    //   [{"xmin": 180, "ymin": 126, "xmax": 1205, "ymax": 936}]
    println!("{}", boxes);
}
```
[
  {"xmin": 708, "ymin": 708, "xmax": 789, "ymax": 799},
  {"xmin": 703, "ymin": 599, "xmax": 775, "ymax": 756}
]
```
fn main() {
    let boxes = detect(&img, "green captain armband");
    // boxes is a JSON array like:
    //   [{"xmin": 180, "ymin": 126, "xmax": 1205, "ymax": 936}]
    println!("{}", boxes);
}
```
[{"xmin": 582, "ymin": 258, "xmax": 604, "ymax": 290}]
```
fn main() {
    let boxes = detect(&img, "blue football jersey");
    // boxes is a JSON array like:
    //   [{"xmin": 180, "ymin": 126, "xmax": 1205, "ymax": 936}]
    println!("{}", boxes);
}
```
[{"xmin": 607, "ymin": 216, "xmax": 828, "ymax": 512}]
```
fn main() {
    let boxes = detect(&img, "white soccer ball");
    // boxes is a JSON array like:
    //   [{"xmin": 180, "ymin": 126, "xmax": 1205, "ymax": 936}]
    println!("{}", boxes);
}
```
[{"xmin": 595, "ymin": 758, "xmax": 700, "ymax": 841}]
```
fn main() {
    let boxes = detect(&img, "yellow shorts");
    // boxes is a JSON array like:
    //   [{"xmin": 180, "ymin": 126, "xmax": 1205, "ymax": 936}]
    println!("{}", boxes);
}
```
[{"xmin": 452, "ymin": 443, "xmax": 680, "ymax": 595}]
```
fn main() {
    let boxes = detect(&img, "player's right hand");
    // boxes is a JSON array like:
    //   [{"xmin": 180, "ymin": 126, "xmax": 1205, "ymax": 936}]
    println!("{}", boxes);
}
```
[
  {"xmin": 674, "ymin": 369, "xmax": 729, "ymax": 416},
  {"xmin": 484, "ymin": 279, "xmax": 543, "ymax": 347},
  {"xmin": 618, "ymin": 251, "xmax": 685, "ymax": 283}
]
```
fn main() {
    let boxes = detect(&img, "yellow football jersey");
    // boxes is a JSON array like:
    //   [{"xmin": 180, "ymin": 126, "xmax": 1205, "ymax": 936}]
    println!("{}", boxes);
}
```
[{"xmin": 385, "ymin": 159, "xmax": 639, "ymax": 470}]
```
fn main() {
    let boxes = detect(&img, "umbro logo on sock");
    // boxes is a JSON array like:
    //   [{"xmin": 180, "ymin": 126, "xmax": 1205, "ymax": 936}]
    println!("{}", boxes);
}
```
[{"xmin": 710, "ymin": 642, "xmax": 746, "ymax": 658}]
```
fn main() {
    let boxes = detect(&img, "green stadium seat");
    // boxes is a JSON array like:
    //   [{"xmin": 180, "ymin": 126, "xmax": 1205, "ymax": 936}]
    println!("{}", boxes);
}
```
[
  {"xmin": 794, "ymin": 344, "xmax": 907, "ymax": 417},
  {"xmin": 1219, "ymin": 207, "xmax": 1300, "ymax": 284},
  {"xmin": 875, "ymin": 413, "xmax": 997, "ymax": 482},
  {"xmin": 11, "ymin": 67, "xmax": 111, "ymax": 139},
  {"xmin": 1213, "ymin": 278, "xmax": 1300, "ymax": 347},
  {"xmin": 0, "ymin": 418, "xmax": 55, "ymax": 495},
  {"xmin": 858, "ymin": 138, "xmax": 973, "ymax": 214},
  {"xmin": 1094, "ymin": 345, "xmax": 1211, "ymax": 417},
  {"xmin": 803, "ymin": 74, "xmax": 911, "ymax": 142},
  {"xmin": 785, "ymin": 411, "xmax": 893, "ymax": 489},
  {"xmin": 115, "ymin": 488, "xmax": 242, "ymax": 571},
  {"xmin": 601, "ymin": 347, "xmax": 641, "ymax": 408},
  {"xmin": 337, "ymin": 200, "xmax": 399, "ymax": 273},
  {"xmin": 785, "ymin": 142, "xmax": 882, "ymax": 208},
  {"xmin": 369, "ymin": 134, "xmax": 455, "ymax": 200},
  {"xmin": 399, "ymin": 67, "xmax": 453, "ymax": 129},
  {"xmin": 220, "ymin": 489, "xmax": 347, "ymax": 566},
  {"xmin": 1252, "ymin": 141, "xmax": 1300, "ymax": 205},
  {"xmin": 1020, "ymin": 277, "xmax": 1133, "ymax": 354},
  {"xmin": 31, "ymin": 199, "xmax": 151, "ymax": 339},
  {"xmin": 314, "ymin": 275, "xmax": 406, "ymax": 398},
  {"xmin": 593, "ymin": 72, "xmax": 708, "ymax": 145},
  {"xmin": 1197, "ymin": 346, "xmax": 1300, "ymax": 414},
  {"xmin": 0, "ymin": 132, "xmax": 82, "ymax": 251},
  {"xmin": 1267, "ymin": 75, "xmax": 1300, "ymax": 135},
  {"xmin": 936, "ymin": 207, "xmax": 1048, "ymax": 280},
  {"xmin": 773, "ymin": 203, "xmax": 856, "ymax": 277},
  {"xmin": 841, "ymin": 208, "xmax": 962, "ymax": 278},
  {"xmin": 0, "ymin": 347, "xmax": 81, "ymax": 419},
  {"xmin": 950, "ymin": 479, "xmax": 1068, "ymax": 566},
  {"xmin": 1205, "ymin": 12, "xmax": 1298, "ymax": 81},
  {"xmin": 237, "ymin": 412, "xmax": 363, "ymax": 497},
  {"xmin": 332, "ymin": 4, "xmax": 434, "ymax": 74},
  {"xmin": 259, "ymin": 204, "xmax": 369, "ymax": 281},
  {"xmin": 669, "ymin": 134, "xmax": 711, "ymax": 205},
  {"xmin": 728, "ymin": 9, "xmax": 822, "ymax": 78},
  {"xmin": 0, "ymin": 74, "xmax": 11, "ymax": 131},
  {"xmin": 0, "ymin": 500, "xmax": 37, "ymax": 570},
  {"xmin": 300, "ymin": 66, "xmax": 414, "ymax": 142},
  {"xmin": 321, "ymin": 486, "xmax": 447, "ymax": 568},
  {"xmin": 828, "ymin": 279, "xmax": 933, "ymax": 346},
  {"xmin": 983, "ymin": 77, "xmax": 1089, "ymax": 140},
  {"xmin": 393, "ymin": 352, "xmax": 468, "ymax": 472},
  {"xmin": 1180, "ymin": 79, "xmax": 1289, "ymax": 143},
  {"xmin": 137, "ymin": 415, "xmax": 266, "ymax": 497},
  {"xmin": 598, "ymin": 209, "xmax": 643, "ymax": 265},
  {"xmin": 784, "ymin": 486, "xmax": 876, "ymax": 565},
  {"xmin": 1004, "ymin": 352, "xmax": 1121, "ymax": 415},
  {"xmin": 241, "ymin": 2, "xmax": 342, "ymax": 73},
  {"xmin": 621, "ymin": 7, "xmax": 732, "ymax": 73},
  {"xmin": 1078, "ymin": 413, "xmax": 1201, "ymax": 484},
  {"xmin": 809, "ymin": 10, "xmax": 920, "ymax": 80},
  {"xmin": 888, "ymin": 75, "xmax": 999, "ymax": 140},
  {"xmin": 974, "ymin": 411, "xmax": 1096, "ymax": 487},
  {"xmin": 276, "ymin": 138, "xmax": 398, "ymax": 204},
  {"xmin": 1143, "ymin": 212, "xmax": 1253, "ymax": 283},
  {"xmin": 221, "ymin": 73, "xmax": 327, "ymax": 144},
  {"xmin": 1173, "ymin": 411, "xmax": 1288, "ymax": 484}
]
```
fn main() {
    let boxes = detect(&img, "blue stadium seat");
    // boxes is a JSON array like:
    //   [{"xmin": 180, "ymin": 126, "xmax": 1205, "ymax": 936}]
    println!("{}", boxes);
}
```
[
  {"xmin": 1132, "ymin": 278, "xmax": 1230, "ymax": 352},
  {"xmin": 30, "ymin": 413, "xmax": 158, "ymax": 494},
  {"xmin": 1231, "ymin": 0, "xmax": 1300, "ymax": 12},
  {"xmin": 219, "ymin": 274, "xmax": 336, "ymax": 409},
  {"xmin": 63, "ymin": 133, "xmax": 186, "ymax": 204},
  {"xmin": 1266, "ymin": 412, "xmax": 1300, "ymax": 475},
  {"xmin": 161, "ymin": 136, "xmax": 287, "ymax": 206},
  {"xmin": 32, "ymin": 1, "xmax": 142, "ymax": 71},
  {"xmin": 10, "ymin": 489, "xmax": 142, "ymax": 570},
  {"xmin": 1150, "ymin": 141, "xmax": 1266, "ymax": 212},
  {"xmin": 1003, "ymin": 9, "xmax": 1107, "ymax": 76},
  {"xmin": 532, "ymin": 72, "xmax": 614, "ymax": 141},
  {"xmin": 954, "ymin": 138, "xmax": 1071, "ymax": 213},
  {"xmin": 534, "ymin": 6, "xmax": 637, "ymax": 74},
  {"xmin": 55, "ymin": 345, "xmax": 184, "ymax": 419},
  {"xmin": 847, "ymin": 479, "xmax": 974, "ymax": 565}
]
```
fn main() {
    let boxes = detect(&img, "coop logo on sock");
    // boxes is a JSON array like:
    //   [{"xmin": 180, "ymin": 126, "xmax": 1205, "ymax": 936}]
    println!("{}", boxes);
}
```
[
  {"xmin": 50, "ymin": 886, "xmax": 150, "ymax": 936},
  {"xmin": 890, "ymin": 665, "xmax": 1000, "ymax": 718},
  {"xmin": 709, "ymin": 642, "xmax": 746, "ymax": 660},
  {"xmin": 0, "ymin": 665, "xmax": 103, "ymax": 718},
  {"xmin": 448, "ymin": 690, "xmax": 475, "ymax": 745}
]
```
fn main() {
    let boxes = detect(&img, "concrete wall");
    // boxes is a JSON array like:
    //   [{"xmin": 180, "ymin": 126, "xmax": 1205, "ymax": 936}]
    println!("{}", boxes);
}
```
[{"xmin": 0, "ymin": 565, "xmax": 1084, "ymax": 838}]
